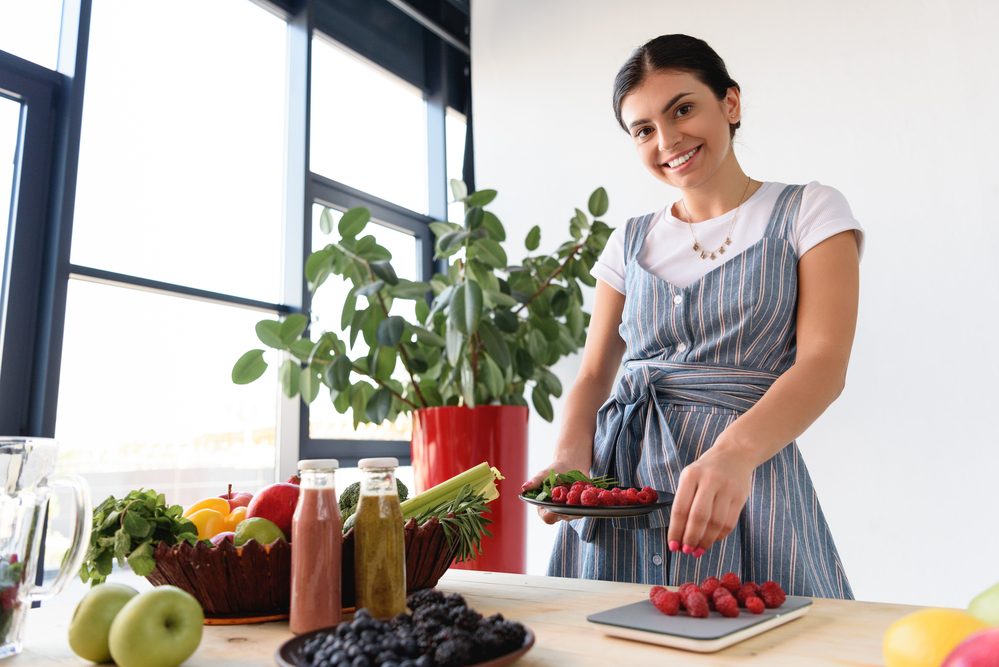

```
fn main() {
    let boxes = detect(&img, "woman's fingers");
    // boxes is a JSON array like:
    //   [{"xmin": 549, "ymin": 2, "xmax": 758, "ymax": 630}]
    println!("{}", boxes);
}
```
[
  {"xmin": 667, "ymin": 476, "xmax": 695, "ymax": 552},
  {"xmin": 521, "ymin": 468, "xmax": 552, "ymax": 491},
  {"xmin": 682, "ymin": 488, "xmax": 716, "ymax": 554}
]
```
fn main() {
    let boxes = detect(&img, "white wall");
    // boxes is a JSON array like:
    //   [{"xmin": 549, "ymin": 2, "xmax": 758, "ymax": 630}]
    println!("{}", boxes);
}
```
[{"xmin": 470, "ymin": 0, "xmax": 999, "ymax": 608}]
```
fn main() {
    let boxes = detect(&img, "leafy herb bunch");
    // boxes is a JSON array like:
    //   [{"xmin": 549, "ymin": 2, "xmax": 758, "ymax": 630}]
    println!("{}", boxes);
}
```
[{"xmin": 233, "ymin": 180, "xmax": 612, "ymax": 426}]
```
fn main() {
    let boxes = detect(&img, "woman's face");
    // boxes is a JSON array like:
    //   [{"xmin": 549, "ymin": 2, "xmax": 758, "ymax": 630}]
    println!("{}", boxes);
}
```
[{"xmin": 619, "ymin": 69, "xmax": 740, "ymax": 189}]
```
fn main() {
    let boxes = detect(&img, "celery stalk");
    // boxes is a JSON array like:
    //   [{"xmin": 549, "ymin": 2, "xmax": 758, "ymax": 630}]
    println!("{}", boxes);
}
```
[{"xmin": 401, "ymin": 462, "xmax": 504, "ymax": 520}]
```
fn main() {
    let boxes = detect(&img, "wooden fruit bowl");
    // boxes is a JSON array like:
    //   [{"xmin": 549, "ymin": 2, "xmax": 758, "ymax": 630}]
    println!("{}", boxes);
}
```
[{"xmin": 146, "ymin": 516, "xmax": 460, "ymax": 621}]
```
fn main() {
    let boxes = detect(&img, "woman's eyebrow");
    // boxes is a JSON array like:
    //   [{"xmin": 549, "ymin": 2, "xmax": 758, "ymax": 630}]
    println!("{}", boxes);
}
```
[{"xmin": 627, "ymin": 92, "xmax": 694, "ymax": 130}]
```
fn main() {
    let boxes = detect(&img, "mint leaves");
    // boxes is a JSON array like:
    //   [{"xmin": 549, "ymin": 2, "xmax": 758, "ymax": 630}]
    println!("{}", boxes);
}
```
[
  {"xmin": 522, "ymin": 470, "xmax": 618, "ymax": 502},
  {"xmin": 80, "ymin": 489, "xmax": 199, "ymax": 586}
]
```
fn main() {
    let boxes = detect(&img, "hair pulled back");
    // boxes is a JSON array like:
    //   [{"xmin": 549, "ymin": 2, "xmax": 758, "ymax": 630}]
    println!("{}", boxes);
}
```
[{"xmin": 613, "ymin": 34, "xmax": 741, "ymax": 139}]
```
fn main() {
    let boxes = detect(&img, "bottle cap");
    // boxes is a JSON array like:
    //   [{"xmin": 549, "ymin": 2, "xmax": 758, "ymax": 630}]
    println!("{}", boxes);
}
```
[
  {"xmin": 357, "ymin": 457, "xmax": 399, "ymax": 470},
  {"xmin": 297, "ymin": 459, "xmax": 339, "ymax": 471}
]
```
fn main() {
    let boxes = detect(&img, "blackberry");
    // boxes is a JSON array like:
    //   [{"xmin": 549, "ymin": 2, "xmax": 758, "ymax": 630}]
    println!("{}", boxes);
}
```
[
  {"xmin": 442, "ymin": 592, "xmax": 467, "ymax": 609},
  {"xmin": 406, "ymin": 589, "xmax": 445, "ymax": 609},
  {"xmin": 412, "ymin": 604, "xmax": 449, "ymax": 626},
  {"xmin": 350, "ymin": 657, "xmax": 371, "ymax": 667},
  {"xmin": 433, "ymin": 637, "xmax": 474, "ymax": 667},
  {"xmin": 449, "ymin": 606, "xmax": 482, "ymax": 632},
  {"xmin": 375, "ymin": 651, "xmax": 400, "ymax": 664},
  {"xmin": 472, "ymin": 630, "xmax": 507, "ymax": 660},
  {"xmin": 414, "ymin": 657, "xmax": 433, "ymax": 667},
  {"xmin": 494, "ymin": 621, "xmax": 527, "ymax": 650}
]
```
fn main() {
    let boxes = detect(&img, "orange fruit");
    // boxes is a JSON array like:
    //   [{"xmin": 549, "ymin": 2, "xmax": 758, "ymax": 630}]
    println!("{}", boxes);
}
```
[
  {"xmin": 183, "ymin": 497, "xmax": 230, "ymax": 518},
  {"xmin": 222, "ymin": 506, "xmax": 247, "ymax": 532},
  {"xmin": 883, "ymin": 608, "xmax": 989, "ymax": 667},
  {"xmin": 186, "ymin": 508, "xmax": 227, "ymax": 540}
]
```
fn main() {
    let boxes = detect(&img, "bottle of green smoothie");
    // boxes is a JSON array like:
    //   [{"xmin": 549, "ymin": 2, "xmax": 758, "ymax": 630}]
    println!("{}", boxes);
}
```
[{"xmin": 354, "ymin": 457, "xmax": 406, "ymax": 618}]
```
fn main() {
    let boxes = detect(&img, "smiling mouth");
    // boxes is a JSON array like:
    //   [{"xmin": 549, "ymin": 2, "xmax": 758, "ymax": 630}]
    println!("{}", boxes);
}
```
[{"xmin": 663, "ymin": 145, "xmax": 701, "ymax": 169}]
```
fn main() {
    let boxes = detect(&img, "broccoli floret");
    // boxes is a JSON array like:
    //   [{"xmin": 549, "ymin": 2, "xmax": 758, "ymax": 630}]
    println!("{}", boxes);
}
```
[{"xmin": 339, "ymin": 479, "xmax": 409, "ymax": 524}]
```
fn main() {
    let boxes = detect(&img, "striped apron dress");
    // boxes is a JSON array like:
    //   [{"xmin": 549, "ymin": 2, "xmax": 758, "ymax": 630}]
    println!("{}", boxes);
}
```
[{"xmin": 547, "ymin": 184, "xmax": 854, "ymax": 599}]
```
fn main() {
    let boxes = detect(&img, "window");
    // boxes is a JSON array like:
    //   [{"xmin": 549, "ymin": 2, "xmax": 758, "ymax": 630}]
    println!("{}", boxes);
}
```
[
  {"xmin": 446, "ymin": 107, "xmax": 467, "ymax": 223},
  {"xmin": 0, "ymin": 95, "xmax": 18, "ymax": 355},
  {"xmin": 53, "ymin": 0, "xmax": 288, "ymax": 507},
  {"xmin": 0, "ymin": 0, "xmax": 64, "ymax": 70}
]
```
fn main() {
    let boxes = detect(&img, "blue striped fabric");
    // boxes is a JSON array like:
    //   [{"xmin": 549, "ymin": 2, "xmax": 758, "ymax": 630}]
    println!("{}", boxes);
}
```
[{"xmin": 547, "ymin": 184, "xmax": 854, "ymax": 599}]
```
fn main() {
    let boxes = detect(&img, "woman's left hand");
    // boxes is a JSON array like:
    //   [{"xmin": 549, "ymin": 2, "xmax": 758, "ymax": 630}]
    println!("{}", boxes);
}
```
[{"xmin": 666, "ymin": 440, "xmax": 757, "ymax": 557}]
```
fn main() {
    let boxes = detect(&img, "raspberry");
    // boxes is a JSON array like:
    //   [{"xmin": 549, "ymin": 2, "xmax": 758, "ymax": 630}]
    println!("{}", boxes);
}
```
[
  {"xmin": 699, "ymin": 577, "xmax": 721, "ymax": 597},
  {"xmin": 550, "ymin": 486, "xmax": 568, "ymax": 503},
  {"xmin": 624, "ymin": 488, "xmax": 641, "ymax": 505},
  {"xmin": 720, "ymin": 572, "xmax": 741, "ymax": 593},
  {"xmin": 580, "ymin": 487, "xmax": 601, "ymax": 506},
  {"xmin": 736, "ymin": 582, "xmax": 761, "ymax": 605},
  {"xmin": 760, "ymin": 581, "xmax": 787, "ymax": 609},
  {"xmin": 597, "ymin": 490, "xmax": 616, "ymax": 506},
  {"xmin": 678, "ymin": 582, "xmax": 699, "ymax": 600},
  {"xmin": 566, "ymin": 488, "xmax": 583, "ymax": 505},
  {"xmin": 611, "ymin": 488, "xmax": 624, "ymax": 503},
  {"xmin": 651, "ymin": 590, "xmax": 681, "ymax": 616},
  {"xmin": 745, "ymin": 596, "xmax": 766, "ymax": 614},
  {"xmin": 636, "ymin": 489, "xmax": 654, "ymax": 504},
  {"xmin": 649, "ymin": 585, "xmax": 667, "ymax": 601},
  {"xmin": 714, "ymin": 593, "xmax": 740, "ymax": 617},
  {"xmin": 641, "ymin": 486, "xmax": 659, "ymax": 502},
  {"xmin": 684, "ymin": 591, "xmax": 710, "ymax": 618}
]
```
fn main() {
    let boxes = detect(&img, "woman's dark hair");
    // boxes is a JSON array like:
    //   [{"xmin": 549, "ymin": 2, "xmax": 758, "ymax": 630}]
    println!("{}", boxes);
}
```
[{"xmin": 613, "ymin": 34, "xmax": 741, "ymax": 139}]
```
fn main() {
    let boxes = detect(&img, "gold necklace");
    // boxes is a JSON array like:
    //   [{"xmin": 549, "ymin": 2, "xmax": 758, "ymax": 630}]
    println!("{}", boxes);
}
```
[{"xmin": 680, "ymin": 176, "xmax": 754, "ymax": 260}]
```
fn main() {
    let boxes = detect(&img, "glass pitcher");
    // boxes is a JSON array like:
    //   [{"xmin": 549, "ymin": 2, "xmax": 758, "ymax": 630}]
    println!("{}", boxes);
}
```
[{"xmin": 0, "ymin": 437, "xmax": 91, "ymax": 658}]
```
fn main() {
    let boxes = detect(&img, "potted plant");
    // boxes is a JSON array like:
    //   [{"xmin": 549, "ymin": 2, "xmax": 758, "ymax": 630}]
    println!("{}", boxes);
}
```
[{"xmin": 232, "ymin": 180, "xmax": 612, "ymax": 573}]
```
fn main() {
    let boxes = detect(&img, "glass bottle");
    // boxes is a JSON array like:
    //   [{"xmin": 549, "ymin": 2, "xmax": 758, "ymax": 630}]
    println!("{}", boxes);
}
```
[
  {"xmin": 354, "ymin": 457, "xmax": 406, "ymax": 619},
  {"xmin": 290, "ymin": 459, "xmax": 342, "ymax": 634}
]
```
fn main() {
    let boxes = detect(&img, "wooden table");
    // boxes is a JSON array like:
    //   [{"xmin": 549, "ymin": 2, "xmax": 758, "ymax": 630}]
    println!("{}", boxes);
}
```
[{"xmin": 16, "ymin": 570, "xmax": 918, "ymax": 666}]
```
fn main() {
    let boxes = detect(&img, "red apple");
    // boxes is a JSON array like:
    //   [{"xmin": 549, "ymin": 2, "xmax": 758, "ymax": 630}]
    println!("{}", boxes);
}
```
[
  {"xmin": 245, "ymin": 482, "xmax": 299, "ymax": 538},
  {"xmin": 219, "ymin": 484, "xmax": 253, "ymax": 511},
  {"xmin": 942, "ymin": 628, "xmax": 999, "ymax": 666},
  {"xmin": 210, "ymin": 532, "xmax": 235, "ymax": 547},
  {"xmin": 286, "ymin": 474, "xmax": 301, "ymax": 485}
]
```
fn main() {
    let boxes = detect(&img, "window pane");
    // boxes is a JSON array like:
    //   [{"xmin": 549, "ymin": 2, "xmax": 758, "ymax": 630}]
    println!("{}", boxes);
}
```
[
  {"xmin": 0, "ymin": 0, "xmax": 62, "ymax": 70},
  {"xmin": 0, "ymin": 95, "xmax": 19, "ymax": 374},
  {"xmin": 70, "ymin": 0, "xmax": 287, "ymax": 302},
  {"xmin": 446, "ymin": 108, "xmax": 467, "ymax": 224},
  {"xmin": 311, "ymin": 36, "xmax": 429, "ymax": 215},
  {"xmin": 308, "ymin": 204, "xmax": 415, "ymax": 441},
  {"xmin": 54, "ymin": 280, "xmax": 279, "ymax": 509}
]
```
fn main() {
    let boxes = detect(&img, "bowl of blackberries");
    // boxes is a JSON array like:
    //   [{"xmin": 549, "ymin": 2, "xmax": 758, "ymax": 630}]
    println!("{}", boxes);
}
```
[{"xmin": 277, "ymin": 589, "xmax": 533, "ymax": 667}]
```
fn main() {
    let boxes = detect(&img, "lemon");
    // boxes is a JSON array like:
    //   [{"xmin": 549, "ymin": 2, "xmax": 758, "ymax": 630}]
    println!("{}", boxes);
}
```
[{"xmin": 883, "ymin": 608, "xmax": 989, "ymax": 667}]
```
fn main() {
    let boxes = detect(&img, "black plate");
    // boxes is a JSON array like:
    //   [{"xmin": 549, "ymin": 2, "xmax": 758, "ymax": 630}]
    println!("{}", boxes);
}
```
[
  {"xmin": 519, "ymin": 490, "xmax": 673, "ymax": 517},
  {"xmin": 275, "ymin": 626, "xmax": 535, "ymax": 667}
]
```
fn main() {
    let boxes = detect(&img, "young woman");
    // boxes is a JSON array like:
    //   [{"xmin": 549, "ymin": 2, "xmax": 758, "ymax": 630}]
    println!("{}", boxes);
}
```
[{"xmin": 522, "ymin": 34, "xmax": 863, "ymax": 598}]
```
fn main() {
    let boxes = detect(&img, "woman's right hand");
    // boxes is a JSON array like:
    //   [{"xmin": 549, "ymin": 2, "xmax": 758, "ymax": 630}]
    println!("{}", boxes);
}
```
[{"xmin": 521, "ymin": 458, "xmax": 591, "ymax": 525}]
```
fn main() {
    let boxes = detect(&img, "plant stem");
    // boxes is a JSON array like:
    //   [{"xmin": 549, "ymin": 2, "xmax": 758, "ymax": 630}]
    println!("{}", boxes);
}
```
[
  {"xmin": 513, "ymin": 239, "xmax": 587, "ymax": 315},
  {"xmin": 349, "ymin": 362, "xmax": 419, "ymax": 409}
]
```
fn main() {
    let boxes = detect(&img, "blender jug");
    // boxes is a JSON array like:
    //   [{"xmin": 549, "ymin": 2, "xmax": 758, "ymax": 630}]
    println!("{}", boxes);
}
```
[{"xmin": 0, "ymin": 437, "xmax": 91, "ymax": 658}]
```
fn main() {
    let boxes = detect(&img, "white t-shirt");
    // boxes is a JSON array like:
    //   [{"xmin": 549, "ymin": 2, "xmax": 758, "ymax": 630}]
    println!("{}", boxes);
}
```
[{"xmin": 591, "ymin": 181, "xmax": 865, "ymax": 292}]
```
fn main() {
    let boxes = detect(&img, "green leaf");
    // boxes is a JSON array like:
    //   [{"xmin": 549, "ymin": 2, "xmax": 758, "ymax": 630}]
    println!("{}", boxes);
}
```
[
  {"xmin": 588, "ymin": 187, "xmax": 609, "ymax": 217},
  {"xmin": 430, "ymin": 221, "xmax": 462, "ymax": 239},
  {"xmin": 300, "ymin": 367, "xmax": 321, "ymax": 403},
  {"xmin": 465, "ymin": 206, "xmax": 484, "ymax": 230},
  {"xmin": 350, "ymin": 383, "xmax": 373, "ymax": 428},
  {"xmin": 480, "ymin": 211, "xmax": 506, "ymax": 241},
  {"xmin": 320, "ymin": 207, "xmax": 335, "ymax": 234},
  {"xmin": 574, "ymin": 208, "xmax": 590, "ymax": 230},
  {"xmin": 450, "ymin": 178, "xmax": 468, "ymax": 202},
  {"xmin": 466, "ymin": 189, "xmax": 497, "ymax": 208},
  {"xmin": 486, "ymin": 290, "xmax": 517, "ymax": 309},
  {"xmin": 355, "ymin": 235, "xmax": 392, "ymax": 261},
  {"xmin": 356, "ymin": 280, "xmax": 385, "ymax": 297},
  {"xmin": 366, "ymin": 387, "xmax": 393, "ymax": 423},
  {"xmin": 514, "ymin": 347, "xmax": 535, "ymax": 379},
  {"xmin": 493, "ymin": 309, "xmax": 519, "ymax": 334},
  {"xmin": 338, "ymin": 207, "xmax": 370, "ymax": 238},
  {"xmin": 279, "ymin": 359, "xmax": 300, "ymax": 398},
  {"xmin": 232, "ymin": 349, "xmax": 267, "ymax": 384},
  {"xmin": 459, "ymin": 358, "xmax": 476, "ymax": 407},
  {"xmin": 445, "ymin": 315, "xmax": 464, "ymax": 366},
  {"xmin": 567, "ymin": 302, "xmax": 584, "ymax": 338},
  {"xmin": 289, "ymin": 339, "xmax": 315, "ymax": 361},
  {"xmin": 327, "ymin": 355, "xmax": 353, "ymax": 391},
  {"xmin": 123, "ymin": 511, "xmax": 152, "ymax": 539},
  {"xmin": 449, "ymin": 282, "xmax": 467, "ymax": 334},
  {"xmin": 550, "ymin": 289, "xmax": 570, "ymax": 317},
  {"xmin": 464, "ymin": 279, "xmax": 483, "ymax": 335},
  {"xmin": 437, "ymin": 230, "xmax": 470, "ymax": 257},
  {"xmin": 126, "ymin": 542, "xmax": 156, "ymax": 577},
  {"xmin": 470, "ymin": 239, "xmax": 507, "ymax": 268},
  {"xmin": 415, "ymin": 298, "xmax": 430, "ymax": 324},
  {"xmin": 532, "ymin": 385, "xmax": 554, "ymax": 422},
  {"xmin": 477, "ymin": 319, "xmax": 511, "ymax": 370},
  {"xmin": 376, "ymin": 316, "xmax": 406, "ymax": 347},
  {"xmin": 255, "ymin": 320, "xmax": 284, "ymax": 349},
  {"xmin": 480, "ymin": 355, "xmax": 505, "ymax": 399},
  {"xmin": 413, "ymin": 326, "xmax": 446, "ymax": 347},
  {"xmin": 333, "ymin": 386, "xmax": 351, "ymax": 414},
  {"xmin": 280, "ymin": 314, "xmax": 309, "ymax": 344},
  {"xmin": 537, "ymin": 367, "xmax": 563, "ymax": 398},
  {"xmin": 527, "ymin": 330, "xmax": 548, "ymax": 361},
  {"xmin": 388, "ymin": 279, "xmax": 431, "ymax": 300},
  {"xmin": 370, "ymin": 261, "xmax": 399, "ymax": 285},
  {"xmin": 305, "ymin": 248, "xmax": 333, "ymax": 290},
  {"xmin": 341, "ymin": 289, "xmax": 357, "ymax": 331},
  {"xmin": 525, "ymin": 225, "xmax": 541, "ymax": 251},
  {"xmin": 372, "ymin": 346, "xmax": 397, "ymax": 381}
]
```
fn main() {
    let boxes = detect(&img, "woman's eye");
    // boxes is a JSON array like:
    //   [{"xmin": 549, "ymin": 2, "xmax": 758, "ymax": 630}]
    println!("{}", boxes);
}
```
[
  {"xmin": 676, "ymin": 104, "xmax": 694, "ymax": 118},
  {"xmin": 635, "ymin": 127, "xmax": 652, "ymax": 139}
]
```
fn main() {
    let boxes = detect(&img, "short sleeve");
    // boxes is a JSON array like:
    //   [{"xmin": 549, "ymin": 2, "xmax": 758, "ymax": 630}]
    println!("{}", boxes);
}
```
[
  {"xmin": 590, "ymin": 224, "xmax": 628, "ymax": 294},
  {"xmin": 795, "ymin": 181, "xmax": 866, "ymax": 261}
]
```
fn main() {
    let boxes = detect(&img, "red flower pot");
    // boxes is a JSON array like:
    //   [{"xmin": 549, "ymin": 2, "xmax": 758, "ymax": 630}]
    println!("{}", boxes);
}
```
[{"xmin": 411, "ymin": 406, "xmax": 528, "ymax": 574}]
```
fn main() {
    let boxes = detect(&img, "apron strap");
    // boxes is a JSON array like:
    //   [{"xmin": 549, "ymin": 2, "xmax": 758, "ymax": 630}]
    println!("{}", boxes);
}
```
[
  {"xmin": 763, "ymin": 184, "xmax": 807, "ymax": 241},
  {"xmin": 623, "ymin": 212, "xmax": 658, "ymax": 263}
]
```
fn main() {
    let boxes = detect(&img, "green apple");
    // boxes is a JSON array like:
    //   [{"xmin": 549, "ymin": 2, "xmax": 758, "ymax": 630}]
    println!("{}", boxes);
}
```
[
  {"xmin": 108, "ymin": 586, "xmax": 203, "ymax": 667},
  {"xmin": 68, "ymin": 582, "xmax": 139, "ymax": 662},
  {"xmin": 233, "ymin": 516, "xmax": 286, "ymax": 547},
  {"xmin": 969, "ymin": 580, "xmax": 999, "ymax": 624}
]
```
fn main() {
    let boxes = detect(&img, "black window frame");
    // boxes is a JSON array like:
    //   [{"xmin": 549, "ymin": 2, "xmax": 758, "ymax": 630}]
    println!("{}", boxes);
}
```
[{"xmin": 0, "ymin": 0, "xmax": 474, "ymax": 472}]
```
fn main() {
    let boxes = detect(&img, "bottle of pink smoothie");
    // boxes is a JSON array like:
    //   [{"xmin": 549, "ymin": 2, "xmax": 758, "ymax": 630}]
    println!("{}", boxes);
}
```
[{"xmin": 290, "ymin": 459, "xmax": 342, "ymax": 634}]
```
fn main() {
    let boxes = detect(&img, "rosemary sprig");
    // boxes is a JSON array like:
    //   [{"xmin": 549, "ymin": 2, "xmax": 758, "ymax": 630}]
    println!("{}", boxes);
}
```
[{"xmin": 412, "ymin": 484, "xmax": 493, "ymax": 562}]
